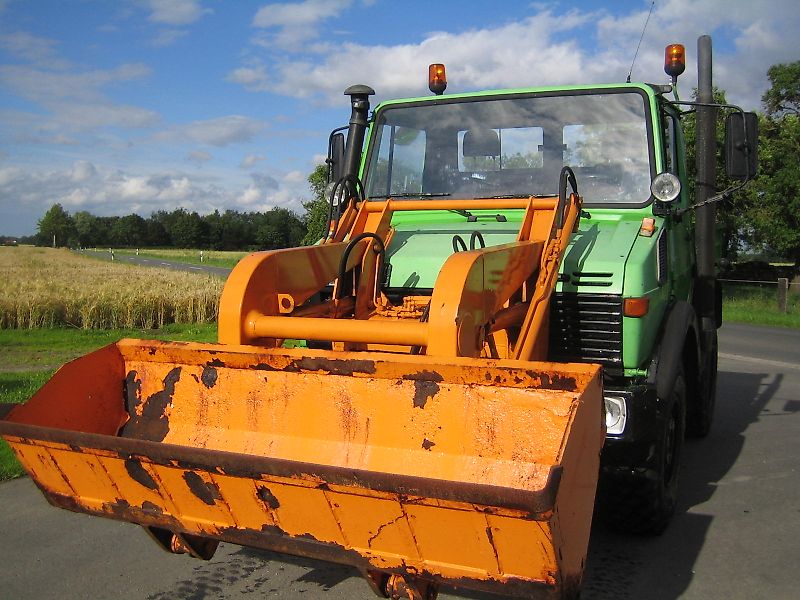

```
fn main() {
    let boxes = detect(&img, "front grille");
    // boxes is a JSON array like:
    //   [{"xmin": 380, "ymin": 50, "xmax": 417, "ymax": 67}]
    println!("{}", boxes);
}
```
[{"xmin": 549, "ymin": 293, "xmax": 623, "ymax": 366}]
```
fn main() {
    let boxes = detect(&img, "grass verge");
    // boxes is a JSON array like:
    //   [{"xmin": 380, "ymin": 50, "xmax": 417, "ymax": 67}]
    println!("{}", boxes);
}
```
[
  {"xmin": 722, "ymin": 283, "xmax": 800, "ymax": 328},
  {"xmin": 0, "ymin": 323, "xmax": 216, "ymax": 481}
]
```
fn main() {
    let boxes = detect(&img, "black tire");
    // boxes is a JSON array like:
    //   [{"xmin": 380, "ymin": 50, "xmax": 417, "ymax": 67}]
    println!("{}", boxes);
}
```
[
  {"xmin": 687, "ymin": 333, "xmax": 717, "ymax": 438},
  {"xmin": 598, "ymin": 366, "xmax": 686, "ymax": 535}
]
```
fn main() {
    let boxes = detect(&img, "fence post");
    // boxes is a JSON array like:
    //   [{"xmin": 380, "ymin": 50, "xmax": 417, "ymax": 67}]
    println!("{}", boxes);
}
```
[{"xmin": 778, "ymin": 278, "xmax": 788, "ymax": 313}]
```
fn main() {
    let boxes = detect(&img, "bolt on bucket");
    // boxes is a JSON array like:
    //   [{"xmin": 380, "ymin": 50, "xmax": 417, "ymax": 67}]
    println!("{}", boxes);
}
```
[{"xmin": 0, "ymin": 339, "xmax": 604, "ymax": 599}]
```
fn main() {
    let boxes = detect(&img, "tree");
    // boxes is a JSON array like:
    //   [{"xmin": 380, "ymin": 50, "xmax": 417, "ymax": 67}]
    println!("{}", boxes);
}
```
[
  {"xmin": 37, "ymin": 203, "xmax": 77, "ymax": 247},
  {"xmin": 110, "ymin": 214, "xmax": 148, "ymax": 247},
  {"xmin": 255, "ymin": 207, "xmax": 304, "ymax": 250},
  {"xmin": 301, "ymin": 164, "xmax": 330, "ymax": 245},
  {"xmin": 739, "ymin": 62, "xmax": 800, "ymax": 271},
  {"xmin": 170, "ymin": 210, "xmax": 208, "ymax": 248},
  {"xmin": 762, "ymin": 62, "xmax": 800, "ymax": 117},
  {"xmin": 73, "ymin": 211, "xmax": 103, "ymax": 247}
]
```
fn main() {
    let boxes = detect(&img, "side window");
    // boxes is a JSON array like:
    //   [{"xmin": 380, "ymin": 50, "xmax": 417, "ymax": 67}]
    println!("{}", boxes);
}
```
[
  {"xmin": 664, "ymin": 114, "xmax": 679, "ymax": 174},
  {"xmin": 370, "ymin": 126, "xmax": 426, "ymax": 197}
]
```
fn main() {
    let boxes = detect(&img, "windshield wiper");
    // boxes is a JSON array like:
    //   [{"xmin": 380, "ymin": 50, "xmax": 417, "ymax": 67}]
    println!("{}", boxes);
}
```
[{"xmin": 448, "ymin": 208, "xmax": 476, "ymax": 221}]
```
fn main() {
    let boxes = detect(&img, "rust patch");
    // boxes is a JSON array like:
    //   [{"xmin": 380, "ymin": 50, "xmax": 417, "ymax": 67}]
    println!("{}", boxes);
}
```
[
  {"xmin": 260, "ymin": 523, "xmax": 284, "ymax": 536},
  {"xmin": 182, "ymin": 471, "xmax": 221, "ymax": 506},
  {"xmin": 525, "ymin": 371, "xmax": 577, "ymax": 392},
  {"xmin": 200, "ymin": 366, "xmax": 218, "ymax": 389},
  {"xmin": 293, "ymin": 357, "xmax": 377, "ymax": 376},
  {"xmin": 250, "ymin": 362, "xmax": 277, "ymax": 371},
  {"xmin": 125, "ymin": 458, "xmax": 158, "ymax": 490},
  {"xmin": 402, "ymin": 370, "xmax": 444, "ymax": 409},
  {"xmin": 206, "ymin": 358, "xmax": 225, "ymax": 368},
  {"xmin": 256, "ymin": 485, "xmax": 280, "ymax": 509},
  {"xmin": 121, "ymin": 367, "xmax": 181, "ymax": 442},
  {"xmin": 123, "ymin": 370, "xmax": 142, "ymax": 414},
  {"xmin": 485, "ymin": 526, "xmax": 501, "ymax": 570},
  {"xmin": 421, "ymin": 438, "xmax": 436, "ymax": 451},
  {"xmin": 141, "ymin": 500, "xmax": 163, "ymax": 514}
]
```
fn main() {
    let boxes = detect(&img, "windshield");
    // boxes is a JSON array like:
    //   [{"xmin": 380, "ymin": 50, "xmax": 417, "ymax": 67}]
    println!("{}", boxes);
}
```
[{"xmin": 364, "ymin": 90, "xmax": 653, "ymax": 205}]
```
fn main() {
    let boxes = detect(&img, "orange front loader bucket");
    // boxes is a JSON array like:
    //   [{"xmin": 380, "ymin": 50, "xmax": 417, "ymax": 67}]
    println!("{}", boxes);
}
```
[{"xmin": 0, "ymin": 339, "xmax": 603, "ymax": 599}]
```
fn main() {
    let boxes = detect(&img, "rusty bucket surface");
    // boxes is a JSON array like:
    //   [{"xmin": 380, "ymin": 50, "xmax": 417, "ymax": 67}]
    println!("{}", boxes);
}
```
[{"xmin": 0, "ymin": 339, "xmax": 603, "ymax": 599}]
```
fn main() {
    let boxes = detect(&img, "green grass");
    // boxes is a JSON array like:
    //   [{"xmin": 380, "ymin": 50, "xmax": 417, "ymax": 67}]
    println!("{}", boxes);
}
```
[
  {"xmin": 722, "ymin": 283, "xmax": 800, "ymax": 328},
  {"xmin": 0, "ymin": 323, "xmax": 216, "ymax": 481},
  {"xmin": 0, "ymin": 371, "xmax": 54, "ymax": 479}
]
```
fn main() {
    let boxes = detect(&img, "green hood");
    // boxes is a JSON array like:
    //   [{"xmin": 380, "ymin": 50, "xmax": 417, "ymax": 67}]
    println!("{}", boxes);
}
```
[{"xmin": 558, "ymin": 217, "xmax": 641, "ymax": 295}]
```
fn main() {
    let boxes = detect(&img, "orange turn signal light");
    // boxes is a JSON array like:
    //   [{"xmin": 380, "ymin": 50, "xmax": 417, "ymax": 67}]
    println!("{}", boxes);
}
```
[
  {"xmin": 429, "ymin": 63, "xmax": 447, "ymax": 95},
  {"xmin": 639, "ymin": 217, "xmax": 656, "ymax": 237},
  {"xmin": 664, "ymin": 44, "xmax": 686, "ymax": 79},
  {"xmin": 623, "ymin": 297, "xmax": 650, "ymax": 318}
]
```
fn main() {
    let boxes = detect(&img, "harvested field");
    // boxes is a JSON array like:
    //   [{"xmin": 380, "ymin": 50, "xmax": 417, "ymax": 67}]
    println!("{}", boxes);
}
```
[{"xmin": 0, "ymin": 247, "xmax": 224, "ymax": 329}]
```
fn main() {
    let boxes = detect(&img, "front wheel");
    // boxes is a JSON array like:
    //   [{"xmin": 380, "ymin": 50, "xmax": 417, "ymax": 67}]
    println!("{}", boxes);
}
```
[{"xmin": 598, "ymin": 367, "xmax": 686, "ymax": 535}]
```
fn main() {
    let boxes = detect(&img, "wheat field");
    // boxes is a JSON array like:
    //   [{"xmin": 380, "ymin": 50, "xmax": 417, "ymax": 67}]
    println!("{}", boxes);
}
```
[{"xmin": 0, "ymin": 247, "xmax": 224, "ymax": 329}]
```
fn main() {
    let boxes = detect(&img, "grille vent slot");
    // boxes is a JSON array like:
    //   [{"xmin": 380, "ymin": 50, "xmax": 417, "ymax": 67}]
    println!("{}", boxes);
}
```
[{"xmin": 549, "ymin": 293, "xmax": 623, "ymax": 366}]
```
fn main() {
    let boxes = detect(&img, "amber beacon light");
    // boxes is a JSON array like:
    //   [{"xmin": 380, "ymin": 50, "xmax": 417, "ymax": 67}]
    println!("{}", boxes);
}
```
[
  {"xmin": 429, "ymin": 63, "xmax": 447, "ymax": 95},
  {"xmin": 664, "ymin": 43, "xmax": 686, "ymax": 83}
]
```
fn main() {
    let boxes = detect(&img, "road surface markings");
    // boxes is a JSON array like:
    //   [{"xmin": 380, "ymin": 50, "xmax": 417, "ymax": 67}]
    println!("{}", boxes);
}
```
[{"xmin": 719, "ymin": 352, "xmax": 800, "ymax": 371}]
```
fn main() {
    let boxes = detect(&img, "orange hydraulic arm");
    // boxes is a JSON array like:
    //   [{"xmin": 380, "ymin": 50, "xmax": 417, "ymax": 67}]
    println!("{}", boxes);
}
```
[{"xmin": 217, "ymin": 191, "xmax": 582, "ymax": 361}]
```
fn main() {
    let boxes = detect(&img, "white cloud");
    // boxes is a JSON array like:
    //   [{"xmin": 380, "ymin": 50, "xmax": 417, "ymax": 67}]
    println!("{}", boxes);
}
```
[
  {"xmin": 142, "ymin": 0, "xmax": 211, "ymax": 25},
  {"xmin": 241, "ymin": 154, "xmax": 266, "ymax": 168},
  {"xmin": 0, "ymin": 31, "xmax": 71, "ymax": 69},
  {"xmin": 0, "ymin": 62, "xmax": 158, "ymax": 132},
  {"xmin": 252, "ymin": 0, "xmax": 352, "ymax": 49},
  {"xmin": 226, "ymin": 64, "xmax": 271, "ymax": 92},
  {"xmin": 150, "ymin": 29, "xmax": 188, "ymax": 47},
  {"xmin": 233, "ymin": 2, "xmax": 800, "ymax": 111},
  {"xmin": 187, "ymin": 150, "xmax": 213, "ymax": 163},
  {"xmin": 155, "ymin": 115, "xmax": 266, "ymax": 146},
  {"xmin": 0, "ymin": 161, "xmax": 313, "ymax": 234},
  {"xmin": 70, "ymin": 161, "xmax": 96, "ymax": 182},
  {"xmin": 283, "ymin": 170, "xmax": 305, "ymax": 184}
]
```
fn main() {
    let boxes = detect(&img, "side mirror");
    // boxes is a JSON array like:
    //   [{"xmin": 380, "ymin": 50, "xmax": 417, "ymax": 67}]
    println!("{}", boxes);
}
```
[
  {"xmin": 327, "ymin": 131, "xmax": 346, "ymax": 184},
  {"xmin": 725, "ymin": 112, "xmax": 758, "ymax": 180}
]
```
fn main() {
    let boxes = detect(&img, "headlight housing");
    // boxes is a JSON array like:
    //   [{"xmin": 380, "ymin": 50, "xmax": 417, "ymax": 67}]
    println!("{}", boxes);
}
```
[
  {"xmin": 604, "ymin": 394, "xmax": 628, "ymax": 435},
  {"xmin": 651, "ymin": 172, "xmax": 681, "ymax": 203}
]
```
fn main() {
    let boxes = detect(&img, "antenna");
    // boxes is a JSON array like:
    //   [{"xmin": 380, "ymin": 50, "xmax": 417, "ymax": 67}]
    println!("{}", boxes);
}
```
[{"xmin": 626, "ymin": 0, "xmax": 656, "ymax": 83}]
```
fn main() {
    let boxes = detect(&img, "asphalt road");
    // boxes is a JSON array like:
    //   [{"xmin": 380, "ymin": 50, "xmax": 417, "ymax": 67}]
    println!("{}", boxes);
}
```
[
  {"xmin": 1, "ymin": 323, "xmax": 798, "ymax": 599},
  {"xmin": 77, "ymin": 248, "xmax": 232, "ymax": 277}
]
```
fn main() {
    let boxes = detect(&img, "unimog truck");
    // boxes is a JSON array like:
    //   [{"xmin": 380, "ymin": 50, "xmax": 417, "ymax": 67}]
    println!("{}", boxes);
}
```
[
  {"xmin": 0, "ymin": 36, "xmax": 756, "ymax": 599},
  {"xmin": 321, "ymin": 36, "xmax": 756, "ymax": 536}
]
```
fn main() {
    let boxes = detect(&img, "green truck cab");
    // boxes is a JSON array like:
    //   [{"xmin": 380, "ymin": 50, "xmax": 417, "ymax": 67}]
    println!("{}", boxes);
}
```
[{"xmin": 326, "ymin": 39, "xmax": 756, "ymax": 534}]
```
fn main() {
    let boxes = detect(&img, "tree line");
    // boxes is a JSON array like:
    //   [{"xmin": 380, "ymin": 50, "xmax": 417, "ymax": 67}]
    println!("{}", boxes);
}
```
[{"xmin": 35, "ymin": 204, "xmax": 309, "ymax": 251}]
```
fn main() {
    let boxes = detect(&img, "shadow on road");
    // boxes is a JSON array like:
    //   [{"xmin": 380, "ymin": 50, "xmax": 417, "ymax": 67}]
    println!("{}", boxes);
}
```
[{"xmin": 581, "ymin": 369, "xmax": 781, "ymax": 600}]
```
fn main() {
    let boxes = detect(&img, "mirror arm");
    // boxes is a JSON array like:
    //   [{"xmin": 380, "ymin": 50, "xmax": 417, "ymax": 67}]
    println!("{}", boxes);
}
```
[{"xmin": 675, "ymin": 177, "xmax": 750, "ymax": 217}]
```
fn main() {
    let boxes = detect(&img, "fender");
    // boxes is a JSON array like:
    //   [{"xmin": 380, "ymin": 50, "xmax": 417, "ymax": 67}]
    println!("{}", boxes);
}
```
[{"xmin": 655, "ymin": 300, "xmax": 701, "ymax": 401}]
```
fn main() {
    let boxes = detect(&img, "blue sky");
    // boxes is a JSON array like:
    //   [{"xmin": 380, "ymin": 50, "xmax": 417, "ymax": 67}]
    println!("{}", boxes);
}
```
[{"xmin": 1, "ymin": 0, "xmax": 798, "ymax": 235}]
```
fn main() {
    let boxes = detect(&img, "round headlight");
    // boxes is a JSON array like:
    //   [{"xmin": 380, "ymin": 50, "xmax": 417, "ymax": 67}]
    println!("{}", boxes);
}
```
[{"xmin": 651, "ymin": 172, "xmax": 682, "ymax": 203}]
